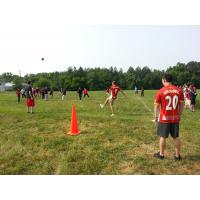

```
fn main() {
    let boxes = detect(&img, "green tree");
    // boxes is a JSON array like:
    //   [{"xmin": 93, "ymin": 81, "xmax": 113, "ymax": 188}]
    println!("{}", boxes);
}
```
[{"xmin": 34, "ymin": 78, "xmax": 52, "ymax": 88}]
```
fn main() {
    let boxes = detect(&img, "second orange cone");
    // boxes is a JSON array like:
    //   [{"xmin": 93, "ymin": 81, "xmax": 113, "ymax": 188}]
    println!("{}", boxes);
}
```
[{"xmin": 67, "ymin": 105, "xmax": 80, "ymax": 135}]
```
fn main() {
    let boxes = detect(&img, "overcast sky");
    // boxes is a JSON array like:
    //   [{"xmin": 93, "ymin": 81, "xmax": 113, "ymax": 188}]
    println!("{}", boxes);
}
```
[
  {"xmin": 1, "ymin": 25, "xmax": 200, "ymax": 76},
  {"xmin": 0, "ymin": 0, "xmax": 200, "ymax": 76}
]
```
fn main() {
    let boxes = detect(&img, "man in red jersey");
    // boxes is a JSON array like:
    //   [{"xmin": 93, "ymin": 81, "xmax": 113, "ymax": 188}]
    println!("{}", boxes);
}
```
[
  {"xmin": 100, "ymin": 81, "xmax": 127, "ymax": 116},
  {"xmin": 154, "ymin": 74, "xmax": 184, "ymax": 160},
  {"xmin": 83, "ymin": 88, "xmax": 89, "ymax": 98}
]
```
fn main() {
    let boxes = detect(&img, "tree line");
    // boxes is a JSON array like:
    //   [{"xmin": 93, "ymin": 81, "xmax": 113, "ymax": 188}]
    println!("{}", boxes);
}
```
[{"xmin": 0, "ymin": 61, "xmax": 200, "ymax": 91}]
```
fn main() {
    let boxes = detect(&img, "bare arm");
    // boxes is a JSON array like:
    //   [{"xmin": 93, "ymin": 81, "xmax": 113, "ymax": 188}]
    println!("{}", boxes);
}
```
[
  {"xmin": 179, "ymin": 101, "xmax": 184, "ymax": 117},
  {"xmin": 154, "ymin": 103, "xmax": 160, "ymax": 122}
]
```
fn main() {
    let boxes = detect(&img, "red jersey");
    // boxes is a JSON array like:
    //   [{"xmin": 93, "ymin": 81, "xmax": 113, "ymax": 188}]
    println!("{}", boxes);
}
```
[
  {"xmin": 186, "ymin": 90, "xmax": 191, "ymax": 100},
  {"xmin": 108, "ymin": 84, "xmax": 122, "ymax": 99},
  {"xmin": 155, "ymin": 84, "xmax": 184, "ymax": 123},
  {"xmin": 83, "ymin": 89, "xmax": 88, "ymax": 94}
]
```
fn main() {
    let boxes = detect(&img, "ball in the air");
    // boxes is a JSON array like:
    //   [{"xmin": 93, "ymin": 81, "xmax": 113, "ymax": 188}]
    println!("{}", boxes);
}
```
[{"xmin": 41, "ymin": 58, "xmax": 44, "ymax": 61}]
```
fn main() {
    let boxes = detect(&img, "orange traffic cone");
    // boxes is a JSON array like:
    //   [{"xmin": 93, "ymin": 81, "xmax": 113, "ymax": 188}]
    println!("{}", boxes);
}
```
[{"xmin": 67, "ymin": 105, "xmax": 80, "ymax": 135}]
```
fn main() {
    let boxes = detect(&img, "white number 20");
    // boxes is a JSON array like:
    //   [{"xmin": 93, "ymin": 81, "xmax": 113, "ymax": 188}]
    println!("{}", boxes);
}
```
[{"xmin": 165, "ymin": 95, "xmax": 179, "ymax": 110}]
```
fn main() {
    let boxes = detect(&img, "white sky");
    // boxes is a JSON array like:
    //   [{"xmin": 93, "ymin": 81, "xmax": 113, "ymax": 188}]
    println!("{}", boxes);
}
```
[{"xmin": 0, "ymin": 0, "xmax": 200, "ymax": 76}]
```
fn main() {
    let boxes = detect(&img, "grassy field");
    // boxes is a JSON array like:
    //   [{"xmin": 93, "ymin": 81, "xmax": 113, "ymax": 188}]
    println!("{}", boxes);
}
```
[{"xmin": 0, "ymin": 90, "xmax": 199, "ymax": 175}]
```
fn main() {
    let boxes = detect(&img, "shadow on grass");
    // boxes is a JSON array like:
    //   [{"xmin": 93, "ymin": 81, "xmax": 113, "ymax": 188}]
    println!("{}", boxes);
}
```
[
  {"xmin": 186, "ymin": 154, "xmax": 200, "ymax": 162},
  {"xmin": 64, "ymin": 131, "xmax": 90, "ymax": 135}
]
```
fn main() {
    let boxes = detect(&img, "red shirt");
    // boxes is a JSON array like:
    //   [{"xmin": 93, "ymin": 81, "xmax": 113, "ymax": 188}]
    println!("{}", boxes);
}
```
[
  {"xmin": 155, "ymin": 84, "xmax": 184, "ymax": 123},
  {"xmin": 83, "ymin": 89, "xmax": 88, "ymax": 94},
  {"xmin": 108, "ymin": 84, "xmax": 122, "ymax": 99},
  {"xmin": 186, "ymin": 91, "xmax": 191, "ymax": 100}
]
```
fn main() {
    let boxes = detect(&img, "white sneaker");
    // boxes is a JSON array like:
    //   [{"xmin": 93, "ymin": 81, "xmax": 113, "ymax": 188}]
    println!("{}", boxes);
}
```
[
  {"xmin": 111, "ymin": 113, "xmax": 115, "ymax": 117},
  {"xmin": 100, "ymin": 104, "xmax": 104, "ymax": 109}
]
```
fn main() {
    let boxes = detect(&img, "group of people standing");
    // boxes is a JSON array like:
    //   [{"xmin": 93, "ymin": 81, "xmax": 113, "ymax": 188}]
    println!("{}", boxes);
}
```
[
  {"xmin": 134, "ymin": 85, "xmax": 144, "ymax": 97},
  {"xmin": 16, "ymin": 86, "xmax": 54, "ymax": 103},
  {"xmin": 182, "ymin": 83, "xmax": 197, "ymax": 112},
  {"xmin": 16, "ymin": 82, "xmax": 91, "ymax": 113},
  {"xmin": 60, "ymin": 87, "xmax": 89, "ymax": 101}
]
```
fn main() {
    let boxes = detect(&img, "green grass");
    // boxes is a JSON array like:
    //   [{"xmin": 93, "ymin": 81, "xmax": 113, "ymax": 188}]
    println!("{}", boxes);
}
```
[{"xmin": 0, "ymin": 90, "xmax": 200, "ymax": 174}]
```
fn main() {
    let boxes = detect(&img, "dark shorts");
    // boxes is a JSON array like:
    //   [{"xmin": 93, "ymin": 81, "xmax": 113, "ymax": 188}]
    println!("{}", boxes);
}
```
[
  {"xmin": 157, "ymin": 122, "xmax": 179, "ymax": 138},
  {"xmin": 191, "ymin": 97, "xmax": 196, "ymax": 105}
]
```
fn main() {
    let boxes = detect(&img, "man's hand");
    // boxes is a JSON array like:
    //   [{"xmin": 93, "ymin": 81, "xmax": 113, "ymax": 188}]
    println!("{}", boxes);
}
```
[{"xmin": 151, "ymin": 116, "xmax": 158, "ymax": 123}]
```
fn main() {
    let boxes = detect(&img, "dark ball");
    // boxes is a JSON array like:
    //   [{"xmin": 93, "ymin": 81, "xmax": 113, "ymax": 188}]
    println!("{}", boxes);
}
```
[{"xmin": 41, "ymin": 58, "xmax": 44, "ymax": 61}]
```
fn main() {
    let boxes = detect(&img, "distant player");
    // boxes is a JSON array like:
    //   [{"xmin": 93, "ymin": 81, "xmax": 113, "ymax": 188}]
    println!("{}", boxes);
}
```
[
  {"xmin": 35, "ymin": 88, "xmax": 40, "ymax": 97},
  {"xmin": 153, "ymin": 74, "xmax": 184, "ymax": 160},
  {"xmin": 83, "ymin": 88, "xmax": 89, "ymax": 98},
  {"xmin": 141, "ymin": 86, "xmax": 144, "ymax": 97},
  {"xmin": 100, "ymin": 81, "xmax": 127, "ymax": 116},
  {"xmin": 20, "ymin": 88, "xmax": 26, "ymax": 98},
  {"xmin": 134, "ymin": 85, "xmax": 138, "ymax": 95},
  {"xmin": 77, "ymin": 87, "xmax": 83, "ymax": 100},
  {"xmin": 26, "ymin": 81, "xmax": 35, "ymax": 114},
  {"xmin": 44, "ymin": 87, "xmax": 48, "ymax": 101},
  {"xmin": 49, "ymin": 88, "xmax": 54, "ymax": 98},
  {"xmin": 16, "ymin": 88, "xmax": 21, "ymax": 103},
  {"xmin": 40, "ymin": 88, "xmax": 45, "ymax": 99},
  {"xmin": 190, "ymin": 84, "xmax": 197, "ymax": 112},
  {"xmin": 185, "ymin": 88, "xmax": 191, "ymax": 109},
  {"xmin": 61, "ymin": 88, "xmax": 67, "ymax": 100}
]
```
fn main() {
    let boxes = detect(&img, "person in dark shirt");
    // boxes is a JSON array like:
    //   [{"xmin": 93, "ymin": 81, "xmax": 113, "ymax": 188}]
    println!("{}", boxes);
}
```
[
  {"xmin": 62, "ymin": 88, "xmax": 67, "ymax": 100},
  {"xmin": 77, "ymin": 87, "xmax": 83, "ymax": 100},
  {"xmin": 40, "ymin": 88, "xmax": 45, "ymax": 99},
  {"xmin": 190, "ymin": 84, "xmax": 197, "ymax": 112},
  {"xmin": 44, "ymin": 87, "xmax": 48, "ymax": 101},
  {"xmin": 26, "ymin": 81, "xmax": 35, "ymax": 113},
  {"xmin": 49, "ymin": 88, "xmax": 54, "ymax": 98}
]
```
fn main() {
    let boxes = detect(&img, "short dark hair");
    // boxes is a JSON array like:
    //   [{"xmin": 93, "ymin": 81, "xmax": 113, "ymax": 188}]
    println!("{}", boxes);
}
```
[
  {"xmin": 28, "ymin": 81, "xmax": 31, "ymax": 85},
  {"xmin": 162, "ymin": 74, "xmax": 173, "ymax": 82}
]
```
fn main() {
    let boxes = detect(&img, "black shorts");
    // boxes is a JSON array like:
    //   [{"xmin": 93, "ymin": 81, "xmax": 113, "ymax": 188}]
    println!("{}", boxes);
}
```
[
  {"xmin": 191, "ymin": 97, "xmax": 196, "ymax": 105},
  {"xmin": 157, "ymin": 122, "xmax": 179, "ymax": 138}
]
